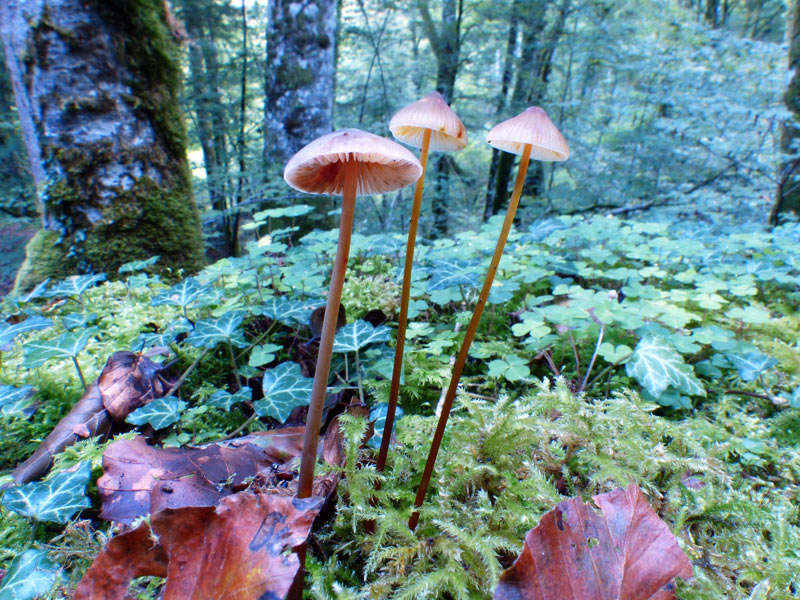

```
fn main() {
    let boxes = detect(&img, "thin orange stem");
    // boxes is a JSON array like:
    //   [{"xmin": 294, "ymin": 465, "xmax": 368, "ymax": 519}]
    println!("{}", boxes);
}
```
[
  {"xmin": 408, "ymin": 144, "xmax": 532, "ymax": 531},
  {"xmin": 297, "ymin": 159, "xmax": 358, "ymax": 499},
  {"xmin": 377, "ymin": 127, "xmax": 432, "ymax": 473}
]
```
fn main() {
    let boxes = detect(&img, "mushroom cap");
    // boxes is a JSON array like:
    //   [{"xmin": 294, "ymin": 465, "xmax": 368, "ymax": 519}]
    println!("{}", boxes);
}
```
[
  {"xmin": 486, "ymin": 106, "xmax": 569, "ymax": 161},
  {"xmin": 284, "ymin": 129, "xmax": 423, "ymax": 196},
  {"xmin": 389, "ymin": 91, "xmax": 468, "ymax": 152}
]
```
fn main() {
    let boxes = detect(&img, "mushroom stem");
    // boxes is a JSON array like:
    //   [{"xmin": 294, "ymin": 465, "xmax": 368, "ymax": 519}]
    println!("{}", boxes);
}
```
[
  {"xmin": 377, "ymin": 127, "xmax": 432, "ymax": 473},
  {"xmin": 297, "ymin": 159, "xmax": 358, "ymax": 499},
  {"xmin": 408, "ymin": 143, "xmax": 532, "ymax": 531}
]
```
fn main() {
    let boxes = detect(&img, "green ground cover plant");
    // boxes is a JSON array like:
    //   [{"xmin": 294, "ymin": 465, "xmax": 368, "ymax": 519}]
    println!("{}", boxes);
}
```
[{"xmin": 0, "ymin": 211, "xmax": 799, "ymax": 598}]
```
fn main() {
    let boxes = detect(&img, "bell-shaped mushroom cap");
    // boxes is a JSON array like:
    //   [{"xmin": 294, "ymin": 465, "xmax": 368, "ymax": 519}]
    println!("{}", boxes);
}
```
[
  {"xmin": 284, "ymin": 129, "xmax": 422, "ymax": 196},
  {"xmin": 389, "ymin": 92, "xmax": 468, "ymax": 152},
  {"xmin": 486, "ymin": 106, "xmax": 569, "ymax": 161}
]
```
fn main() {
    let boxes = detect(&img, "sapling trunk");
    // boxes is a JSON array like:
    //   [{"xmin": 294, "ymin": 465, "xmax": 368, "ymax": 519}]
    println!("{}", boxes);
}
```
[
  {"xmin": 377, "ymin": 128, "xmax": 432, "ymax": 472},
  {"xmin": 297, "ymin": 160, "xmax": 358, "ymax": 499},
  {"xmin": 409, "ymin": 144, "xmax": 532, "ymax": 531}
]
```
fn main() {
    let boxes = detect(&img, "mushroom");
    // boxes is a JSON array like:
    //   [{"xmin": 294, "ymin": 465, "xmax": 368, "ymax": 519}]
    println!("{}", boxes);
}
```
[
  {"xmin": 376, "ymin": 92, "xmax": 467, "ymax": 473},
  {"xmin": 408, "ymin": 106, "xmax": 568, "ymax": 530},
  {"xmin": 283, "ymin": 128, "xmax": 422, "ymax": 499}
]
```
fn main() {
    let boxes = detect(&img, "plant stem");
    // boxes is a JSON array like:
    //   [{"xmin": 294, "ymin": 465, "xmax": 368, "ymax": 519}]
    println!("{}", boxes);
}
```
[
  {"xmin": 377, "ymin": 128, "xmax": 431, "ymax": 473},
  {"xmin": 580, "ymin": 323, "xmax": 605, "ymax": 392},
  {"xmin": 71, "ymin": 356, "xmax": 87, "ymax": 390},
  {"xmin": 569, "ymin": 330, "xmax": 582, "ymax": 384},
  {"xmin": 227, "ymin": 341, "xmax": 242, "ymax": 391},
  {"xmin": 165, "ymin": 348, "xmax": 210, "ymax": 398},
  {"xmin": 409, "ymin": 144, "xmax": 532, "ymax": 531},
  {"xmin": 355, "ymin": 349, "xmax": 365, "ymax": 405},
  {"xmin": 297, "ymin": 160, "xmax": 358, "ymax": 499}
]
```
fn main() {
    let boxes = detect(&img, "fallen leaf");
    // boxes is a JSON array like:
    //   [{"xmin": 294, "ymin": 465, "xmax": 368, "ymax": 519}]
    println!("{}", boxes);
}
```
[
  {"xmin": 308, "ymin": 303, "xmax": 346, "ymax": 340},
  {"xmin": 494, "ymin": 484, "xmax": 693, "ymax": 600},
  {"xmin": 98, "ymin": 351, "xmax": 168, "ymax": 422},
  {"xmin": 77, "ymin": 492, "xmax": 322, "ymax": 600},
  {"xmin": 11, "ymin": 383, "xmax": 111, "ymax": 484}
]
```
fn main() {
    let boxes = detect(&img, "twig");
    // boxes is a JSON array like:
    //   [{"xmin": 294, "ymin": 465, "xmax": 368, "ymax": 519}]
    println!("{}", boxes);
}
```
[
  {"xmin": 217, "ymin": 413, "xmax": 258, "ymax": 442},
  {"xmin": 164, "ymin": 348, "xmax": 210, "ymax": 398},
  {"xmin": 724, "ymin": 389, "xmax": 771, "ymax": 401},
  {"xmin": 71, "ymin": 357, "xmax": 87, "ymax": 391}
]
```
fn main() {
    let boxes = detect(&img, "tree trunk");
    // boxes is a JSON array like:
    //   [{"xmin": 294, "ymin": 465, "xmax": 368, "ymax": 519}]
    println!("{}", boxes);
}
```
[
  {"xmin": 0, "ymin": 0, "xmax": 205, "ymax": 290},
  {"xmin": 771, "ymin": 0, "xmax": 800, "ymax": 224},
  {"xmin": 417, "ymin": 0, "xmax": 462, "ymax": 235},
  {"xmin": 264, "ymin": 0, "xmax": 336, "ymax": 232}
]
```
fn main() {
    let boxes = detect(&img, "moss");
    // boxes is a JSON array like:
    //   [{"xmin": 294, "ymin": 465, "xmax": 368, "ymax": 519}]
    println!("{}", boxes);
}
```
[
  {"xmin": 13, "ymin": 229, "xmax": 75, "ymax": 293},
  {"xmin": 277, "ymin": 63, "xmax": 315, "ymax": 91}
]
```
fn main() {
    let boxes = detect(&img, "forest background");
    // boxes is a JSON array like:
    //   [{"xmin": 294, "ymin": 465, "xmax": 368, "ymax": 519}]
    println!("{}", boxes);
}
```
[{"xmin": 1, "ymin": 0, "xmax": 800, "ymax": 599}]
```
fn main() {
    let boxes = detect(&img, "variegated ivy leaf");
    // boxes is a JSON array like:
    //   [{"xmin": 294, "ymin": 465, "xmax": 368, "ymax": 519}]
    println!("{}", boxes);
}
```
[
  {"xmin": 207, "ymin": 386, "xmax": 252, "ymax": 411},
  {"xmin": 0, "ymin": 549, "xmax": 59, "ymax": 600},
  {"xmin": 256, "ymin": 362, "xmax": 313, "ymax": 422},
  {"xmin": 332, "ymin": 320, "xmax": 391, "ymax": 353},
  {"xmin": 118, "ymin": 255, "xmax": 160, "ymax": 274},
  {"xmin": 126, "ymin": 397, "xmax": 186, "ymax": 430},
  {"xmin": 151, "ymin": 277, "xmax": 211, "ymax": 308},
  {"xmin": 135, "ymin": 317, "xmax": 192, "ymax": 350},
  {"xmin": 62, "ymin": 312, "xmax": 98, "ymax": 331},
  {"xmin": 187, "ymin": 311, "xmax": 248, "ymax": 349},
  {"xmin": 2, "ymin": 462, "xmax": 91, "ymax": 523},
  {"xmin": 18, "ymin": 278, "xmax": 49, "ymax": 303},
  {"xmin": 626, "ymin": 336, "xmax": 705, "ymax": 399},
  {"xmin": 367, "ymin": 402, "xmax": 404, "ymax": 449},
  {"xmin": 258, "ymin": 296, "xmax": 320, "ymax": 327},
  {"xmin": 44, "ymin": 273, "xmax": 106, "ymax": 299},
  {"xmin": 0, "ymin": 315, "xmax": 53, "ymax": 351},
  {"xmin": 0, "ymin": 384, "xmax": 36, "ymax": 417},
  {"xmin": 22, "ymin": 327, "xmax": 98, "ymax": 368},
  {"xmin": 526, "ymin": 218, "xmax": 571, "ymax": 242},
  {"xmin": 425, "ymin": 258, "xmax": 480, "ymax": 292},
  {"xmin": 726, "ymin": 352, "xmax": 778, "ymax": 383}
]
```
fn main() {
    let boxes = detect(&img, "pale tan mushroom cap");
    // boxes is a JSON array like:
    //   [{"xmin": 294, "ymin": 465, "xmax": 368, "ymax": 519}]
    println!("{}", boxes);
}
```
[
  {"xmin": 486, "ymin": 106, "xmax": 569, "ymax": 161},
  {"xmin": 389, "ymin": 91, "xmax": 468, "ymax": 152},
  {"xmin": 284, "ymin": 129, "xmax": 423, "ymax": 195}
]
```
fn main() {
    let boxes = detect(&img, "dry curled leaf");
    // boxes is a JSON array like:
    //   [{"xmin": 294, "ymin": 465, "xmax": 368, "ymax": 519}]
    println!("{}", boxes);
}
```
[
  {"xmin": 11, "ymin": 382, "xmax": 111, "ymax": 484},
  {"xmin": 99, "ymin": 351, "xmax": 168, "ymax": 422},
  {"xmin": 495, "ymin": 484, "xmax": 693, "ymax": 600},
  {"xmin": 77, "ymin": 492, "xmax": 322, "ymax": 600}
]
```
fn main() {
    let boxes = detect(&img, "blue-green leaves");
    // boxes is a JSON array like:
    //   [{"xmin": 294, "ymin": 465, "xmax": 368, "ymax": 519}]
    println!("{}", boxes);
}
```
[
  {"xmin": 207, "ymin": 386, "xmax": 252, "ymax": 411},
  {"xmin": 0, "ymin": 316, "xmax": 53, "ymax": 351},
  {"xmin": 626, "ymin": 336, "xmax": 705, "ymax": 401},
  {"xmin": 256, "ymin": 362, "xmax": 313, "ymax": 421},
  {"xmin": 488, "ymin": 355, "xmax": 531, "ymax": 382},
  {"xmin": 126, "ymin": 397, "xmax": 186, "ymax": 429},
  {"xmin": 0, "ymin": 384, "xmax": 35, "ymax": 417},
  {"xmin": 151, "ymin": 277, "xmax": 211, "ymax": 309},
  {"xmin": 333, "ymin": 320, "xmax": 391, "ymax": 353},
  {"xmin": 0, "ymin": 549, "xmax": 59, "ymax": 600},
  {"xmin": 188, "ymin": 311, "xmax": 248, "ymax": 349},
  {"xmin": 22, "ymin": 328, "xmax": 97, "ymax": 368},
  {"xmin": 258, "ymin": 296, "xmax": 320, "ymax": 327},
  {"xmin": 45, "ymin": 273, "xmax": 106, "ymax": 300},
  {"xmin": 425, "ymin": 258, "xmax": 480, "ymax": 292},
  {"xmin": 2, "ymin": 462, "xmax": 92, "ymax": 523},
  {"xmin": 727, "ymin": 352, "xmax": 779, "ymax": 382}
]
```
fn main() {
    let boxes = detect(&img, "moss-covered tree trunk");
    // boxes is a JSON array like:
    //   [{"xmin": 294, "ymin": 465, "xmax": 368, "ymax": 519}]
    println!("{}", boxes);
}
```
[
  {"xmin": 0, "ymin": 0, "xmax": 205, "ymax": 290},
  {"xmin": 264, "ymin": 0, "xmax": 336, "ymax": 233},
  {"xmin": 772, "ymin": 0, "xmax": 800, "ymax": 225}
]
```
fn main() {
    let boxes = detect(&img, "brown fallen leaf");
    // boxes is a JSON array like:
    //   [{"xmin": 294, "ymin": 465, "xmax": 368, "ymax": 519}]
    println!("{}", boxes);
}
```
[
  {"xmin": 99, "ymin": 351, "xmax": 168, "ymax": 422},
  {"xmin": 11, "ymin": 382, "xmax": 112, "ymax": 485},
  {"xmin": 494, "ymin": 484, "xmax": 693, "ymax": 600},
  {"xmin": 308, "ymin": 303, "xmax": 346, "ymax": 340},
  {"xmin": 77, "ymin": 492, "xmax": 322, "ymax": 600},
  {"xmin": 97, "ymin": 435, "xmax": 280, "ymax": 524},
  {"xmin": 73, "ymin": 521, "xmax": 168, "ymax": 600}
]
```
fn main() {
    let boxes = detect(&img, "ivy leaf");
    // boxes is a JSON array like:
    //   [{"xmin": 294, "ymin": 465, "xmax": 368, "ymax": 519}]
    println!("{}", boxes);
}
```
[
  {"xmin": 258, "ymin": 296, "xmax": 320, "ymax": 326},
  {"xmin": 45, "ymin": 273, "xmax": 106, "ymax": 299},
  {"xmin": 119, "ymin": 255, "xmax": 160, "ymax": 274},
  {"xmin": 2, "ymin": 462, "xmax": 92, "ymax": 523},
  {"xmin": 726, "ymin": 352, "xmax": 778, "ymax": 382},
  {"xmin": 0, "ymin": 549, "xmax": 59, "ymax": 600},
  {"xmin": 62, "ymin": 312, "xmax": 98, "ymax": 331},
  {"xmin": 0, "ymin": 315, "xmax": 53, "ymax": 351},
  {"xmin": 367, "ymin": 403, "xmax": 404, "ymax": 449},
  {"xmin": 725, "ymin": 305, "xmax": 771, "ymax": 324},
  {"xmin": 248, "ymin": 343, "xmax": 282, "ymax": 368},
  {"xmin": 526, "ymin": 218, "xmax": 571, "ymax": 242},
  {"xmin": 17, "ymin": 278, "xmax": 50, "ymax": 303},
  {"xmin": 188, "ymin": 311, "xmax": 248, "ymax": 349},
  {"xmin": 256, "ymin": 362, "xmax": 313, "ymax": 422},
  {"xmin": 0, "ymin": 384, "xmax": 36, "ymax": 417},
  {"xmin": 426, "ymin": 258, "xmax": 480, "ymax": 292},
  {"xmin": 126, "ymin": 398, "xmax": 186, "ymax": 430},
  {"xmin": 135, "ymin": 318, "xmax": 192, "ymax": 349},
  {"xmin": 207, "ymin": 386, "xmax": 252, "ymax": 411},
  {"xmin": 151, "ymin": 277, "xmax": 211, "ymax": 309},
  {"xmin": 626, "ymin": 337, "xmax": 705, "ymax": 399},
  {"xmin": 22, "ymin": 327, "xmax": 98, "ymax": 368},
  {"xmin": 332, "ymin": 320, "xmax": 391, "ymax": 353}
]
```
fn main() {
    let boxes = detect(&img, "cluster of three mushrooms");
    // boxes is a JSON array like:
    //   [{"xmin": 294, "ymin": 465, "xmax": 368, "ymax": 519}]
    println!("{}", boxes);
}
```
[{"xmin": 283, "ymin": 100, "xmax": 569, "ymax": 527}]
